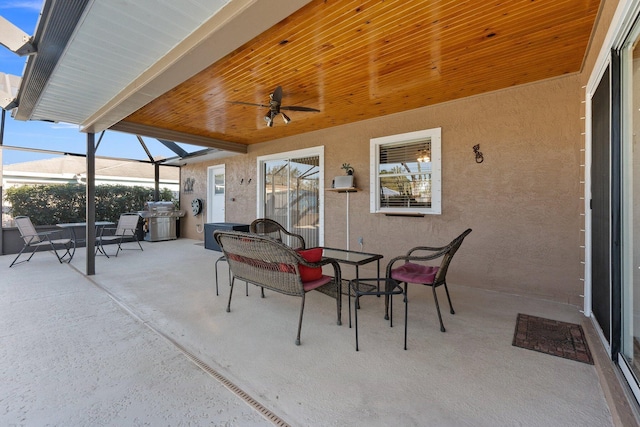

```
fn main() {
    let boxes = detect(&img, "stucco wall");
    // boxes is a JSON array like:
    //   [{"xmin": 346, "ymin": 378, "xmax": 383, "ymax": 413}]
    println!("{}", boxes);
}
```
[{"xmin": 182, "ymin": 74, "xmax": 584, "ymax": 306}]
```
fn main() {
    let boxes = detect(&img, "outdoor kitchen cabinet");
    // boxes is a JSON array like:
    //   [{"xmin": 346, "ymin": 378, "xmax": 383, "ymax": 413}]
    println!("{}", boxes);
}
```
[
  {"xmin": 204, "ymin": 223, "xmax": 250, "ymax": 251},
  {"xmin": 145, "ymin": 217, "xmax": 175, "ymax": 241}
]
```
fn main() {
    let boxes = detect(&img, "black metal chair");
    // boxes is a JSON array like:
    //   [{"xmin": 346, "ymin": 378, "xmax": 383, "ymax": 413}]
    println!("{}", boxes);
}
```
[
  {"xmin": 386, "ymin": 228, "xmax": 472, "ymax": 332},
  {"xmin": 96, "ymin": 213, "xmax": 143, "ymax": 258},
  {"xmin": 9, "ymin": 216, "xmax": 75, "ymax": 267}
]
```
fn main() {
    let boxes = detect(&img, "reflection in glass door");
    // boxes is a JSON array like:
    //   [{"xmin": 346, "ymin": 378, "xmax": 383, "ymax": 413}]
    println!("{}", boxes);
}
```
[
  {"xmin": 260, "ymin": 153, "xmax": 320, "ymax": 248},
  {"xmin": 621, "ymin": 22, "xmax": 640, "ymax": 399}
]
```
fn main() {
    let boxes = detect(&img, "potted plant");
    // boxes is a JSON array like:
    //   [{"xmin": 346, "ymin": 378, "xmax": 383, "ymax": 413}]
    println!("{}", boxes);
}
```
[{"xmin": 341, "ymin": 163, "xmax": 354, "ymax": 175}]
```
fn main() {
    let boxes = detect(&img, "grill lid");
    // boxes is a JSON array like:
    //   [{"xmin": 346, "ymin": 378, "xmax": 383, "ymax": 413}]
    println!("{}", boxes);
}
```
[
  {"xmin": 144, "ymin": 201, "xmax": 175, "ymax": 211},
  {"xmin": 139, "ymin": 201, "xmax": 185, "ymax": 218}
]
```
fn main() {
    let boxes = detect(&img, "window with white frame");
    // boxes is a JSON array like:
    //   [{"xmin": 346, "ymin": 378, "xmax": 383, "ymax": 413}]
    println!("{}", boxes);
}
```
[{"xmin": 370, "ymin": 128, "xmax": 441, "ymax": 214}]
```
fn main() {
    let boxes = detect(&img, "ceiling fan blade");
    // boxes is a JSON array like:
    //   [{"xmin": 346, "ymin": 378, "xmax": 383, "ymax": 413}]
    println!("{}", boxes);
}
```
[
  {"xmin": 280, "ymin": 106, "xmax": 321, "ymax": 112},
  {"xmin": 228, "ymin": 101, "xmax": 270, "ymax": 108},
  {"xmin": 271, "ymin": 86, "xmax": 283, "ymax": 104}
]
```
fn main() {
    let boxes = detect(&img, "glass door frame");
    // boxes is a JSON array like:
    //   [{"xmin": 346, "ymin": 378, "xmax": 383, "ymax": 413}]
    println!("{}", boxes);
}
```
[{"xmin": 620, "ymin": 12, "xmax": 640, "ymax": 401}]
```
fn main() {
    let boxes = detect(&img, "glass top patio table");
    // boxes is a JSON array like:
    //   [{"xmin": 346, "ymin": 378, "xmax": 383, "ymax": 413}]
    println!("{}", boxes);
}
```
[
  {"xmin": 320, "ymin": 247, "xmax": 383, "ymax": 266},
  {"xmin": 316, "ymin": 247, "xmax": 383, "ymax": 305}
]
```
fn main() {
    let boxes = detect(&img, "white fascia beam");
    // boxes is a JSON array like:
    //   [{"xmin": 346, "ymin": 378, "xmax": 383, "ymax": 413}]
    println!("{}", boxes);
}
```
[
  {"xmin": 0, "ymin": 16, "xmax": 35, "ymax": 56},
  {"xmin": 0, "ymin": 72, "xmax": 21, "ymax": 110}
]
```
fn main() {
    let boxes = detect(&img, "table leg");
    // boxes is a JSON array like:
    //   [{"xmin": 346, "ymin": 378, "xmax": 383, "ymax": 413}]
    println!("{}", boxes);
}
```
[
  {"xmin": 337, "ymin": 278, "xmax": 342, "ymax": 325},
  {"xmin": 61, "ymin": 227, "xmax": 77, "ymax": 262},
  {"xmin": 376, "ymin": 259, "xmax": 381, "ymax": 295},
  {"xmin": 355, "ymin": 266, "xmax": 361, "ymax": 310},
  {"xmin": 95, "ymin": 225, "xmax": 110, "ymax": 257},
  {"xmin": 385, "ymin": 287, "xmax": 390, "ymax": 320}
]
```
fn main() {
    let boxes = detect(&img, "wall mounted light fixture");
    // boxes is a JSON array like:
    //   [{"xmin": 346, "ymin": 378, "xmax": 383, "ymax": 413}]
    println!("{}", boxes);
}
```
[{"xmin": 473, "ymin": 144, "xmax": 484, "ymax": 163}]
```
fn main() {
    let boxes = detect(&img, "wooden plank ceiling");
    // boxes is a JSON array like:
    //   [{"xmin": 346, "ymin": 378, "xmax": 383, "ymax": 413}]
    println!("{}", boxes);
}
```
[{"xmin": 120, "ymin": 0, "xmax": 602, "ymax": 148}]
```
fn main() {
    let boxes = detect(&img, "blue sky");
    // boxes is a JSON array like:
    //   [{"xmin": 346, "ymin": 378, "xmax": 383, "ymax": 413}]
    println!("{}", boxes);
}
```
[{"xmin": 1, "ymin": 1, "xmax": 200, "ymax": 165}]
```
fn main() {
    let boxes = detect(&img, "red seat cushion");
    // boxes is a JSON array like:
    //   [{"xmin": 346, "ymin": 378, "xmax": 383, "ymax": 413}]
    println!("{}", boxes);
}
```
[
  {"xmin": 296, "ymin": 248, "xmax": 323, "ymax": 282},
  {"xmin": 391, "ymin": 263, "xmax": 439, "ymax": 284}
]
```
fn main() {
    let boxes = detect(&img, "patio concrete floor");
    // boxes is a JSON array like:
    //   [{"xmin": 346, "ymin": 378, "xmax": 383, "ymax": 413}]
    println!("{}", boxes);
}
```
[{"xmin": 0, "ymin": 238, "xmax": 622, "ymax": 426}]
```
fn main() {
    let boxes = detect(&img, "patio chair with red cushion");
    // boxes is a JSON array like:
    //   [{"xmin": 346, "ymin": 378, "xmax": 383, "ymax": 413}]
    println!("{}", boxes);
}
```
[
  {"xmin": 386, "ymin": 228, "xmax": 472, "ymax": 332},
  {"xmin": 214, "ymin": 218, "xmax": 307, "ymax": 296},
  {"xmin": 9, "ymin": 216, "xmax": 75, "ymax": 267}
]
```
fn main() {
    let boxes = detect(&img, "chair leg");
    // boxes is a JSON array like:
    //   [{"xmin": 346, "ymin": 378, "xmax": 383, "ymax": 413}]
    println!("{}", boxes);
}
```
[
  {"xmin": 226, "ymin": 277, "xmax": 235, "ymax": 312},
  {"xmin": 296, "ymin": 294, "xmax": 306, "ymax": 346},
  {"xmin": 443, "ymin": 281, "xmax": 455, "ymax": 314},
  {"xmin": 214, "ymin": 267, "xmax": 219, "ymax": 296},
  {"xmin": 384, "ymin": 294, "xmax": 389, "ymax": 320},
  {"xmin": 9, "ymin": 245, "xmax": 32, "ymax": 267},
  {"xmin": 50, "ymin": 239, "xmax": 74, "ymax": 263},
  {"xmin": 389, "ymin": 292, "xmax": 393, "ymax": 328},
  {"xmin": 51, "ymin": 243, "xmax": 63, "ymax": 263},
  {"xmin": 432, "ymin": 286, "xmax": 446, "ymax": 332},
  {"xmin": 354, "ymin": 293, "xmax": 360, "ymax": 351},
  {"xmin": 385, "ymin": 280, "xmax": 405, "ymax": 320},
  {"xmin": 115, "ymin": 238, "xmax": 123, "ymax": 257},
  {"xmin": 403, "ymin": 286, "xmax": 408, "ymax": 350},
  {"xmin": 348, "ymin": 283, "xmax": 353, "ymax": 329},
  {"xmin": 337, "ymin": 279, "xmax": 342, "ymax": 326},
  {"xmin": 214, "ymin": 256, "xmax": 225, "ymax": 296},
  {"xmin": 63, "ymin": 240, "xmax": 75, "ymax": 262},
  {"xmin": 96, "ymin": 238, "xmax": 110, "ymax": 258}
]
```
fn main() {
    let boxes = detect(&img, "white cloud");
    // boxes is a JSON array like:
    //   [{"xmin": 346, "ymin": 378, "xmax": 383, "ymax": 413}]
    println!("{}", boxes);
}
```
[
  {"xmin": 50, "ymin": 122, "xmax": 80, "ymax": 130},
  {"xmin": 0, "ymin": 1, "xmax": 42, "ymax": 11}
]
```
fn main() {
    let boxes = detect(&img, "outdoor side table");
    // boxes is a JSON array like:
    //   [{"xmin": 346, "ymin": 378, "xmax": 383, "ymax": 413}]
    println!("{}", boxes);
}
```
[
  {"xmin": 349, "ymin": 277, "xmax": 407, "ymax": 351},
  {"xmin": 315, "ymin": 247, "xmax": 383, "ymax": 320}
]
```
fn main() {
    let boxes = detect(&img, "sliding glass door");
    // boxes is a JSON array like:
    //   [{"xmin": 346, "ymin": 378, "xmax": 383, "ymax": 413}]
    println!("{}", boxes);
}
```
[
  {"xmin": 620, "ymin": 17, "xmax": 640, "ymax": 400},
  {"xmin": 258, "ymin": 147, "xmax": 323, "ymax": 248}
]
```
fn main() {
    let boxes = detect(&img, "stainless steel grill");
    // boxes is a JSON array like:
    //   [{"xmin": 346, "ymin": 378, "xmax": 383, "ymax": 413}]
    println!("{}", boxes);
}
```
[{"xmin": 139, "ymin": 201, "xmax": 185, "ymax": 242}]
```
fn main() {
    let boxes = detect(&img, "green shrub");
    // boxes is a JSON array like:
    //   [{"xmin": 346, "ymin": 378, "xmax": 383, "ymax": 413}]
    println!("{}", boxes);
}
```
[{"xmin": 5, "ymin": 184, "xmax": 175, "ymax": 225}]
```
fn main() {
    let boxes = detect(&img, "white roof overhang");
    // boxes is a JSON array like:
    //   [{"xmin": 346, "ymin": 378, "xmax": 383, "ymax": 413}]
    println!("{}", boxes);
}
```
[{"xmin": 13, "ymin": 0, "xmax": 312, "ymax": 152}]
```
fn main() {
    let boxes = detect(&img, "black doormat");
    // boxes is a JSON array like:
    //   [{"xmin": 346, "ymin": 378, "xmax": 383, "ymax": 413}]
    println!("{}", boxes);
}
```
[{"xmin": 512, "ymin": 313, "xmax": 593, "ymax": 365}]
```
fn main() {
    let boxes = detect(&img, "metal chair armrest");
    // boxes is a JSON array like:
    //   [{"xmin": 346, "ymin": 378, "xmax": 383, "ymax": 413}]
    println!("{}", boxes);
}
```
[
  {"xmin": 99, "ymin": 227, "xmax": 117, "ymax": 237},
  {"xmin": 405, "ymin": 245, "xmax": 448, "ymax": 256},
  {"xmin": 385, "ymin": 247, "xmax": 449, "ymax": 278},
  {"xmin": 24, "ymin": 230, "xmax": 62, "ymax": 244}
]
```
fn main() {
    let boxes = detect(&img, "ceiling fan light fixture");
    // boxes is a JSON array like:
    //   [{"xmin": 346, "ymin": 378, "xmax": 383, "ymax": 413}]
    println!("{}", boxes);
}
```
[{"xmin": 232, "ymin": 86, "xmax": 319, "ymax": 128}]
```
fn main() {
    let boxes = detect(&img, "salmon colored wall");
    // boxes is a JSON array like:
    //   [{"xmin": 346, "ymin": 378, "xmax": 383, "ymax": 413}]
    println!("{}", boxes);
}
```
[{"xmin": 181, "ymin": 74, "xmax": 585, "ymax": 306}]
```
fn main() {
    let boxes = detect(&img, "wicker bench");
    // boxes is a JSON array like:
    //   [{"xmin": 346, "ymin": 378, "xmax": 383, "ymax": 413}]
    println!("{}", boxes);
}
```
[{"xmin": 214, "ymin": 230, "xmax": 342, "ymax": 345}]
